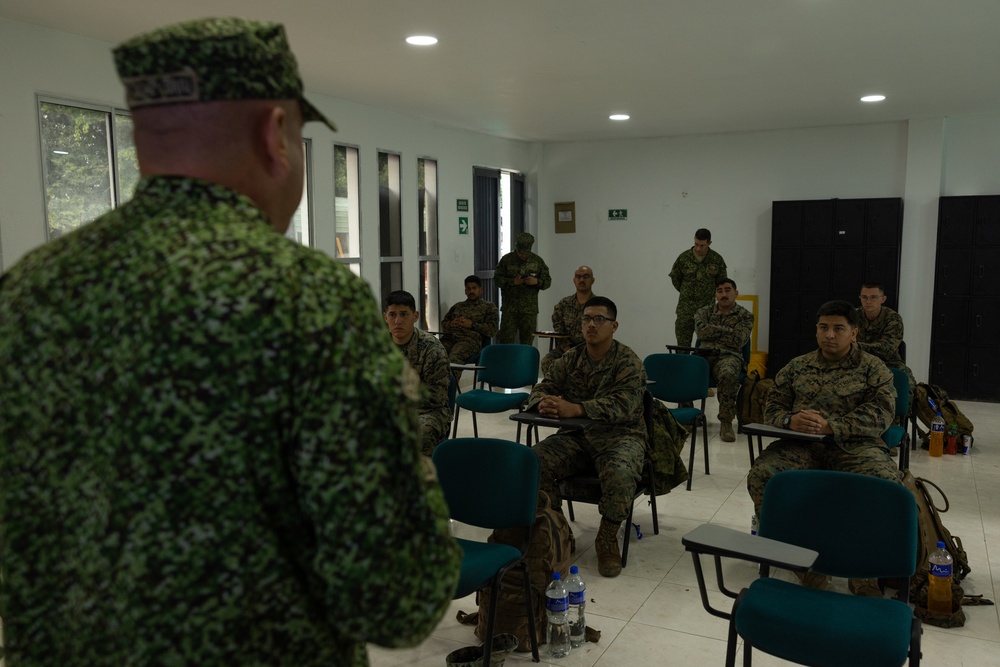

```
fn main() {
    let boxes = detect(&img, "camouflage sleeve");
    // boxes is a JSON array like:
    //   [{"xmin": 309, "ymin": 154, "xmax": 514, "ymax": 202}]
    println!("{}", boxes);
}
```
[
  {"xmin": 527, "ymin": 350, "xmax": 571, "ymax": 408},
  {"xmin": 732, "ymin": 307, "xmax": 754, "ymax": 349},
  {"xmin": 289, "ymin": 268, "xmax": 460, "ymax": 648},
  {"xmin": 537, "ymin": 257, "xmax": 552, "ymax": 291},
  {"xmin": 473, "ymin": 302, "xmax": 499, "ymax": 338},
  {"xmin": 494, "ymin": 254, "xmax": 516, "ymax": 288},
  {"xmin": 420, "ymin": 334, "xmax": 452, "ymax": 414},
  {"xmin": 826, "ymin": 357, "xmax": 894, "ymax": 443},
  {"xmin": 578, "ymin": 350, "xmax": 646, "ymax": 425},
  {"xmin": 669, "ymin": 253, "xmax": 683, "ymax": 292},
  {"xmin": 440, "ymin": 303, "xmax": 459, "ymax": 331},
  {"xmin": 764, "ymin": 360, "xmax": 797, "ymax": 427},
  {"xmin": 693, "ymin": 305, "xmax": 715, "ymax": 341},
  {"xmin": 858, "ymin": 310, "xmax": 904, "ymax": 360}
]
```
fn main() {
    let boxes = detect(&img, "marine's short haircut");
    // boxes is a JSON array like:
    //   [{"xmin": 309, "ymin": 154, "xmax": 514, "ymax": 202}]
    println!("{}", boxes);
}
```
[
  {"xmin": 860, "ymin": 282, "xmax": 885, "ymax": 294},
  {"xmin": 464, "ymin": 275, "xmax": 482, "ymax": 287},
  {"xmin": 584, "ymin": 296, "xmax": 617, "ymax": 320},
  {"xmin": 716, "ymin": 277, "xmax": 737, "ymax": 291},
  {"xmin": 383, "ymin": 290, "xmax": 416, "ymax": 312},
  {"xmin": 695, "ymin": 228, "xmax": 712, "ymax": 241},
  {"xmin": 816, "ymin": 300, "xmax": 858, "ymax": 327}
]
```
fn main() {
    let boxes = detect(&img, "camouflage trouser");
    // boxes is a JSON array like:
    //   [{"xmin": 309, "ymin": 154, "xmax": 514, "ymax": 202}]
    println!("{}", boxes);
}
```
[
  {"xmin": 497, "ymin": 310, "xmax": 537, "ymax": 345},
  {"xmin": 711, "ymin": 356, "xmax": 743, "ymax": 421},
  {"xmin": 746, "ymin": 440, "xmax": 902, "ymax": 515},
  {"xmin": 443, "ymin": 338, "xmax": 482, "ymax": 382},
  {"xmin": 674, "ymin": 301, "xmax": 700, "ymax": 347},
  {"xmin": 533, "ymin": 432, "xmax": 645, "ymax": 523},
  {"xmin": 420, "ymin": 410, "xmax": 453, "ymax": 457}
]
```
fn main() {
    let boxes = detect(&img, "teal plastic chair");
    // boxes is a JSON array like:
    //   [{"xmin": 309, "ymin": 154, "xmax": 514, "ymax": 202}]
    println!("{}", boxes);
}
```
[
  {"xmin": 882, "ymin": 367, "xmax": 911, "ymax": 470},
  {"xmin": 686, "ymin": 470, "xmax": 921, "ymax": 667},
  {"xmin": 432, "ymin": 438, "xmax": 541, "ymax": 665},
  {"xmin": 452, "ymin": 344, "xmax": 539, "ymax": 441},
  {"xmin": 644, "ymin": 353, "xmax": 709, "ymax": 491}
]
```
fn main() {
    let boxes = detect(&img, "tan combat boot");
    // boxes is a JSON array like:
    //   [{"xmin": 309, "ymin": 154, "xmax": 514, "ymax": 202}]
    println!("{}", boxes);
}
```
[
  {"xmin": 595, "ymin": 517, "xmax": 623, "ymax": 578},
  {"xmin": 720, "ymin": 420, "xmax": 736, "ymax": 442}
]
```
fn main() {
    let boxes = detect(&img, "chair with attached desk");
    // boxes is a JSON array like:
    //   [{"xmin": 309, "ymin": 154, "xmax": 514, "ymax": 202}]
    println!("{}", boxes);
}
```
[
  {"xmin": 550, "ymin": 391, "xmax": 660, "ymax": 568},
  {"xmin": 644, "ymin": 353, "xmax": 709, "ymax": 491},
  {"xmin": 883, "ymin": 366, "xmax": 911, "ymax": 470},
  {"xmin": 452, "ymin": 343, "xmax": 539, "ymax": 441},
  {"xmin": 682, "ymin": 469, "xmax": 921, "ymax": 667},
  {"xmin": 433, "ymin": 438, "xmax": 541, "ymax": 666}
]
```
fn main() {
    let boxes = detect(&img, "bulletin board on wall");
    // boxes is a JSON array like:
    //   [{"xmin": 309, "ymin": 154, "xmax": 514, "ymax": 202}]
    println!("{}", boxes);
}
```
[{"xmin": 554, "ymin": 201, "xmax": 576, "ymax": 234}]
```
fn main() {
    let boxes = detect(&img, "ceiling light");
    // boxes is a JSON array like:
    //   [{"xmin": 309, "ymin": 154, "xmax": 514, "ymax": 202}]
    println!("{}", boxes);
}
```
[
  {"xmin": 52, "ymin": 150, "xmax": 69, "ymax": 155},
  {"xmin": 860, "ymin": 95, "xmax": 886, "ymax": 103},
  {"xmin": 406, "ymin": 35, "xmax": 438, "ymax": 46},
  {"xmin": 609, "ymin": 114, "xmax": 630, "ymax": 121}
]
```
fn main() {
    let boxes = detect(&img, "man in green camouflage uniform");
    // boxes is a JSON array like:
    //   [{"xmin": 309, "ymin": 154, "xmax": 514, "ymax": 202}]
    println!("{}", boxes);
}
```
[
  {"xmin": 384, "ymin": 290, "xmax": 453, "ymax": 455},
  {"xmin": 495, "ymin": 231, "xmax": 552, "ymax": 344},
  {"xmin": 541, "ymin": 265, "xmax": 597, "ymax": 376},
  {"xmin": 440, "ymin": 275, "xmax": 499, "ymax": 381},
  {"xmin": 856, "ymin": 283, "xmax": 916, "ymax": 403},
  {"xmin": 669, "ymin": 228, "xmax": 728, "ymax": 346},
  {"xmin": 747, "ymin": 300, "xmax": 898, "ymax": 596},
  {"xmin": 694, "ymin": 278, "xmax": 753, "ymax": 442},
  {"xmin": 0, "ymin": 18, "xmax": 460, "ymax": 667},
  {"xmin": 527, "ymin": 296, "xmax": 647, "ymax": 579}
]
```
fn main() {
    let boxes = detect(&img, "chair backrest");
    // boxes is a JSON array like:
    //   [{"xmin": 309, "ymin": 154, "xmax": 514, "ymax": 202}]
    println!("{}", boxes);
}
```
[
  {"xmin": 478, "ymin": 343, "xmax": 539, "ymax": 389},
  {"xmin": 889, "ymin": 367, "xmax": 909, "ymax": 418},
  {"xmin": 758, "ymin": 470, "xmax": 918, "ymax": 580},
  {"xmin": 643, "ymin": 353, "xmax": 710, "ymax": 404},
  {"xmin": 432, "ymin": 438, "xmax": 539, "ymax": 529}
]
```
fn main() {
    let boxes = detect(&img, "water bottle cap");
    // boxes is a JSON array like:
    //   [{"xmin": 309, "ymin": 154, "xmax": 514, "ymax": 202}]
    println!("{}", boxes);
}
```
[
  {"xmin": 552, "ymin": 571, "xmax": 561, "ymax": 580},
  {"xmin": 937, "ymin": 541, "xmax": 946, "ymax": 549},
  {"xmin": 570, "ymin": 565, "xmax": 579, "ymax": 574}
]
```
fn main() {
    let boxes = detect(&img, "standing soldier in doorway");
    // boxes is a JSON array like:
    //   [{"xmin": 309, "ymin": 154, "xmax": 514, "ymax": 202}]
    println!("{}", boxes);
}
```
[{"xmin": 495, "ymin": 232, "xmax": 552, "ymax": 344}]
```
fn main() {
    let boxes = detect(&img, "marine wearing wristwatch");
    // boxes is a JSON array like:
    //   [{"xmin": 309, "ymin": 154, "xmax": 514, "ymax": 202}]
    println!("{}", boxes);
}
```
[{"xmin": 782, "ymin": 411, "xmax": 799, "ymax": 429}]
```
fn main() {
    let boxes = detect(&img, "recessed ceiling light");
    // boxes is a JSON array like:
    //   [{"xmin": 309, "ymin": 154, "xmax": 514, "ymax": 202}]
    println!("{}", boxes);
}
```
[
  {"xmin": 406, "ymin": 35, "xmax": 438, "ymax": 46},
  {"xmin": 609, "ymin": 114, "xmax": 630, "ymax": 121},
  {"xmin": 860, "ymin": 95, "xmax": 886, "ymax": 103}
]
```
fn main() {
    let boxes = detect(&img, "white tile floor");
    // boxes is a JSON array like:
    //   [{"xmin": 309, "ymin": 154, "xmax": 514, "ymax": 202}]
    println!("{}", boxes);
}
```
[{"xmin": 369, "ymin": 391, "xmax": 1000, "ymax": 667}]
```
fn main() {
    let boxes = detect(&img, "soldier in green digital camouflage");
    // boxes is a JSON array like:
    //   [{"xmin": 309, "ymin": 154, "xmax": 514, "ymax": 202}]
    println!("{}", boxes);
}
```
[
  {"xmin": 0, "ymin": 18, "xmax": 459, "ymax": 667},
  {"xmin": 856, "ymin": 282, "xmax": 916, "ymax": 403},
  {"xmin": 694, "ymin": 277, "xmax": 753, "ymax": 442},
  {"xmin": 440, "ymin": 275, "xmax": 499, "ymax": 381},
  {"xmin": 527, "ymin": 296, "xmax": 647, "ymax": 578},
  {"xmin": 495, "ymin": 231, "xmax": 552, "ymax": 344},
  {"xmin": 384, "ymin": 290, "xmax": 453, "ymax": 455},
  {"xmin": 747, "ymin": 300, "xmax": 899, "ymax": 596},
  {"xmin": 669, "ymin": 228, "xmax": 728, "ymax": 346},
  {"xmin": 541, "ymin": 265, "xmax": 597, "ymax": 376}
]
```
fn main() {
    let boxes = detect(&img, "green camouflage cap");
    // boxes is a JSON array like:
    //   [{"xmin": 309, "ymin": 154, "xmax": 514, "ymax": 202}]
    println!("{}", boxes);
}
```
[
  {"xmin": 515, "ymin": 232, "xmax": 535, "ymax": 250},
  {"xmin": 113, "ymin": 17, "xmax": 336, "ymax": 131}
]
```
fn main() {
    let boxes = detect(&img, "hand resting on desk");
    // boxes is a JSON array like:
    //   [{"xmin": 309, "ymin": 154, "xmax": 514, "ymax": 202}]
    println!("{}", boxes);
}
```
[
  {"xmin": 788, "ymin": 409, "xmax": 833, "ymax": 436},
  {"xmin": 537, "ymin": 395, "xmax": 586, "ymax": 420}
]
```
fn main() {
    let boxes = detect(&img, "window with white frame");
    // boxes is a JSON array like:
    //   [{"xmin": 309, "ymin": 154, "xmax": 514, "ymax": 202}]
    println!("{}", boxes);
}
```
[
  {"xmin": 334, "ymin": 144, "xmax": 362, "ymax": 277},
  {"xmin": 418, "ymin": 157, "xmax": 440, "ymax": 329},
  {"xmin": 378, "ymin": 150, "xmax": 403, "ymax": 304}
]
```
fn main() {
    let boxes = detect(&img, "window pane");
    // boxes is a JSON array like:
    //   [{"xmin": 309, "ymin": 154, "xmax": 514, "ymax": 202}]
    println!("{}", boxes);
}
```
[
  {"xmin": 113, "ymin": 113, "xmax": 139, "ymax": 204},
  {"xmin": 380, "ymin": 261, "xmax": 403, "ymax": 306},
  {"xmin": 418, "ymin": 158, "xmax": 438, "ymax": 255},
  {"xmin": 378, "ymin": 151, "xmax": 402, "ymax": 257},
  {"xmin": 40, "ymin": 102, "xmax": 113, "ymax": 238},
  {"xmin": 334, "ymin": 145, "xmax": 362, "ymax": 259},
  {"xmin": 420, "ymin": 260, "xmax": 440, "ymax": 330},
  {"xmin": 286, "ymin": 140, "xmax": 311, "ymax": 246}
]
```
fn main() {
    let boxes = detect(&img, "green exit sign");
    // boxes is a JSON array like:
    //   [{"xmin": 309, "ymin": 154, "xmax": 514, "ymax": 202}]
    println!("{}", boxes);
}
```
[{"xmin": 608, "ymin": 209, "xmax": 628, "ymax": 221}]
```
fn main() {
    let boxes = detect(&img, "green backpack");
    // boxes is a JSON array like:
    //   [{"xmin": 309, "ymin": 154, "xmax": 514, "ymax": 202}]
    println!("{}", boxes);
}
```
[{"xmin": 913, "ymin": 383, "xmax": 974, "ymax": 441}]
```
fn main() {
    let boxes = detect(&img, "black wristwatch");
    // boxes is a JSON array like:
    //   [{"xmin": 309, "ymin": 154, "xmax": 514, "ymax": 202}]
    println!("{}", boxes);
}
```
[{"xmin": 782, "ymin": 412, "xmax": 796, "ymax": 429}]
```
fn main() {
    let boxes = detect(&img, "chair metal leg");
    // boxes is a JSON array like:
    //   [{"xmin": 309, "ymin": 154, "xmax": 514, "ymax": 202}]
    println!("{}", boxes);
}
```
[
  {"xmin": 724, "ymin": 593, "xmax": 744, "ymax": 667},
  {"xmin": 521, "ymin": 561, "xmax": 540, "ymax": 662},
  {"xmin": 702, "ymin": 416, "xmax": 710, "ymax": 475},
  {"xmin": 622, "ymin": 500, "xmax": 635, "ymax": 567},
  {"xmin": 910, "ymin": 616, "xmax": 922, "ymax": 666},
  {"xmin": 686, "ymin": 425, "xmax": 697, "ymax": 491},
  {"xmin": 567, "ymin": 499, "xmax": 575, "ymax": 521},
  {"xmin": 471, "ymin": 411, "xmax": 479, "ymax": 438},
  {"xmin": 452, "ymin": 407, "xmax": 461, "ymax": 438}
]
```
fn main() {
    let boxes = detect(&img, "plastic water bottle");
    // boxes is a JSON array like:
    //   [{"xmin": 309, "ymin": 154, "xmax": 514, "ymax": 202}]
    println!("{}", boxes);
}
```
[
  {"xmin": 929, "ymin": 411, "xmax": 945, "ymax": 457},
  {"xmin": 566, "ymin": 565, "xmax": 586, "ymax": 648},
  {"xmin": 750, "ymin": 513, "xmax": 759, "ymax": 536},
  {"xmin": 545, "ymin": 572, "xmax": 571, "ymax": 658},
  {"xmin": 928, "ymin": 541, "xmax": 953, "ymax": 614}
]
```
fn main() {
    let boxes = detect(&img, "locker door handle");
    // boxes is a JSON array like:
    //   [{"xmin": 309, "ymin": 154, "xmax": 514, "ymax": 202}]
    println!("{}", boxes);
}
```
[
  {"xmin": 940, "ymin": 314, "xmax": 946, "ymax": 327},
  {"xmin": 976, "ymin": 314, "xmax": 982, "ymax": 327},
  {"xmin": 973, "ymin": 364, "xmax": 979, "ymax": 377}
]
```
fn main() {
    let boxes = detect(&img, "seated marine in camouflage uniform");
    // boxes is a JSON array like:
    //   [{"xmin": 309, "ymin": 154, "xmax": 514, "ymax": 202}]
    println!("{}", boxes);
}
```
[
  {"xmin": 694, "ymin": 277, "xmax": 753, "ymax": 443},
  {"xmin": 384, "ymin": 290, "xmax": 453, "ymax": 456},
  {"xmin": 0, "ymin": 18, "xmax": 459, "ymax": 667},
  {"xmin": 495, "ymin": 232, "xmax": 552, "ymax": 344},
  {"xmin": 541, "ymin": 265, "xmax": 597, "ymax": 376},
  {"xmin": 856, "ymin": 282, "xmax": 916, "ymax": 406},
  {"xmin": 527, "ymin": 296, "xmax": 647, "ymax": 579},
  {"xmin": 440, "ymin": 274, "xmax": 499, "ymax": 380},
  {"xmin": 669, "ymin": 227, "xmax": 728, "ymax": 347},
  {"xmin": 747, "ymin": 300, "xmax": 899, "ymax": 596}
]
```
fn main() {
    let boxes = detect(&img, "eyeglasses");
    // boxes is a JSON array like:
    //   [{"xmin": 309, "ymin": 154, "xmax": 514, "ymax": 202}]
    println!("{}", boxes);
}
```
[
  {"xmin": 580, "ymin": 315, "xmax": 614, "ymax": 325},
  {"xmin": 859, "ymin": 295, "xmax": 883, "ymax": 301}
]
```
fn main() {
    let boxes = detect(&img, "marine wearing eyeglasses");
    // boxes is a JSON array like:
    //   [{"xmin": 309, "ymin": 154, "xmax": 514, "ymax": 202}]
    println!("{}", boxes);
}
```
[{"xmin": 527, "ymin": 296, "xmax": 647, "ymax": 578}]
